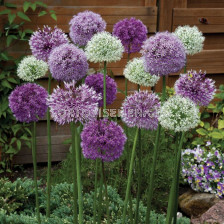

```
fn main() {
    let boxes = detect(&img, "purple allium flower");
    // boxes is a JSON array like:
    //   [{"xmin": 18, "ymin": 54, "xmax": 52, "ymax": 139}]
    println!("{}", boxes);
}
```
[
  {"xmin": 81, "ymin": 119, "xmax": 127, "ymax": 162},
  {"xmin": 85, "ymin": 73, "xmax": 117, "ymax": 107},
  {"xmin": 69, "ymin": 10, "xmax": 106, "ymax": 47},
  {"xmin": 112, "ymin": 17, "xmax": 147, "ymax": 53},
  {"xmin": 174, "ymin": 70, "xmax": 216, "ymax": 106},
  {"xmin": 141, "ymin": 31, "xmax": 186, "ymax": 76},
  {"xmin": 120, "ymin": 91, "xmax": 160, "ymax": 130},
  {"xmin": 47, "ymin": 81, "xmax": 101, "ymax": 125},
  {"xmin": 48, "ymin": 43, "xmax": 88, "ymax": 82},
  {"xmin": 29, "ymin": 26, "xmax": 69, "ymax": 61},
  {"xmin": 9, "ymin": 83, "xmax": 48, "ymax": 123}
]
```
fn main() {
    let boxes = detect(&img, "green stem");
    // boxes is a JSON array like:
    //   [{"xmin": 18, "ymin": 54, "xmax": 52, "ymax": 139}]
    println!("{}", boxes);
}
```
[
  {"xmin": 75, "ymin": 123, "xmax": 83, "ymax": 223},
  {"xmin": 93, "ymin": 159, "xmax": 99, "ymax": 224},
  {"xmin": 166, "ymin": 132, "xmax": 185, "ymax": 224},
  {"xmin": 103, "ymin": 61, "xmax": 107, "ymax": 113},
  {"xmin": 46, "ymin": 73, "xmax": 52, "ymax": 217},
  {"xmin": 122, "ymin": 128, "xmax": 139, "ymax": 224},
  {"xmin": 70, "ymin": 122, "xmax": 78, "ymax": 224},
  {"xmin": 32, "ymin": 122, "xmax": 41, "ymax": 224},
  {"xmin": 134, "ymin": 128, "xmax": 142, "ymax": 224},
  {"xmin": 184, "ymin": 65, "xmax": 187, "ymax": 73},
  {"xmin": 98, "ymin": 163, "xmax": 103, "ymax": 224},
  {"xmin": 162, "ymin": 76, "xmax": 166, "ymax": 102}
]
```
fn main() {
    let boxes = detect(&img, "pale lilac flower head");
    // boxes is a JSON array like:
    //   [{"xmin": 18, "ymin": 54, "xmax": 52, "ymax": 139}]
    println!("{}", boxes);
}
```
[
  {"xmin": 48, "ymin": 43, "xmax": 88, "ymax": 82},
  {"xmin": 112, "ymin": 17, "xmax": 147, "ymax": 53},
  {"xmin": 85, "ymin": 73, "xmax": 117, "ymax": 107},
  {"xmin": 47, "ymin": 81, "xmax": 101, "ymax": 125},
  {"xmin": 141, "ymin": 31, "xmax": 186, "ymax": 76},
  {"xmin": 29, "ymin": 26, "xmax": 69, "ymax": 61},
  {"xmin": 120, "ymin": 91, "xmax": 160, "ymax": 130},
  {"xmin": 69, "ymin": 10, "xmax": 106, "ymax": 47},
  {"xmin": 9, "ymin": 83, "xmax": 48, "ymax": 123},
  {"xmin": 81, "ymin": 119, "xmax": 127, "ymax": 162},
  {"xmin": 174, "ymin": 70, "xmax": 216, "ymax": 106}
]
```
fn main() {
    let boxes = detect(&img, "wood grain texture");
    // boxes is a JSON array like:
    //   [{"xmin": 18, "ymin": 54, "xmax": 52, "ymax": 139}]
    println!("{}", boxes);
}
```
[{"xmin": 188, "ymin": 0, "xmax": 224, "ymax": 8}]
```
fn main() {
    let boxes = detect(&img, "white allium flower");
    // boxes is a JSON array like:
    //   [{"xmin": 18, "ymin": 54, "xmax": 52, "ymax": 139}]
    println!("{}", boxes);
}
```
[
  {"xmin": 17, "ymin": 56, "xmax": 48, "ymax": 82},
  {"xmin": 124, "ymin": 58, "xmax": 160, "ymax": 87},
  {"xmin": 174, "ymin": 25, "xmax": 205, "ymax": 55},
  {"xmin": 158, "ymin": 95, "xmax": 200, "ymax": 132},
  {"xmin": 85, "ymin": 31, "xmax": 124, "ymax": 63}
]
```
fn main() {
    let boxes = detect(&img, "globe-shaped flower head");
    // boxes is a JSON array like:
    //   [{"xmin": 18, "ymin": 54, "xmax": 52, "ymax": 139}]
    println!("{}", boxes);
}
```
[
  {"xmin": 47, "ymin": 81, "xmax": 101, "ymax": 125},
  {"xmin": 81, "ymin": 119, "xmax": 127, "ymax": 162},
  {"xmin": 158, "ymin": 95, "xmax": 200, "ymax": 132},
  {"xmin": 142, "ymin": 31, "xmax": 186, "ymax": 76},
  {"xmin": 85, "ymin": 31, "xmax": 124, "ymax": 63},
  {"xmin": 85, "ymin": 73, "xmax": 117, "ymax": 107},
  {"xmin": 112, "ymin": 17, "xmax": 147, "ymax": 53},
  {"xmin": 175, "ymin": 70, "xmax": 216, "ymax": 106},
  {"xmin": 9, "ymin": 83, "xmax": 48, "ymax": 123},
  {"xmin": 174, "ymin": 25, "xmax": 205, "ymax": 55},
  {"xmin": 69, "ymin": 10, "xmax": 106, "ymax": 47},
  {"xmin": 29, "ymin": 26, "xmax": 69, "ymax": 61},
  {"xmin": 17, "ymin": 56, "xmax": 48, "ymax": 82},
  {"xmin": 121, "ymin": 91, "xmax": 160, "ymax": 130},
  {"xmin": 48, "ymin": 43, "xmax": 89, "ymax": 82},
  {"xmin": 124, "ymin": 58, "xmax": 160, "ymax": 87}
]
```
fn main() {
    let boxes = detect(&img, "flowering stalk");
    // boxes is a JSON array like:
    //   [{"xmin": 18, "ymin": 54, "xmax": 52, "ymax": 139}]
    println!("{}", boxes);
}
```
[
  {"xmin": 46, "ymin": 74, "xmax": 52, "ymax": 217},
  {"xmin": 31, "ymin": 122, "xmax": 41, "ymax": 224},
  {"xmin": 70, "ymin": 122, "xmax": 78, "ymax": 224},
  {"xmin": 166, "ymin": 132, "xmax": 185, "ymax": 224},
  {"xmin": 145, "ymin": 76, "xmax": 166, "ymax": 223},
  {"xmin": 122, "ymin": 127, "xmax": 139, "ymax": 223},
  {"xmin": 93, "ymin": 159, "xmax": 99, "ymax": 224}
]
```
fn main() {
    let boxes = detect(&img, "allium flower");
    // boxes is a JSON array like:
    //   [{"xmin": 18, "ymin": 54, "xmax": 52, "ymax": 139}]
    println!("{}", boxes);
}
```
[
  {"xmin": 47, "ymin": 81, "xmax": 101, "ymax": 125},
  {"xmin": 29, "ymin": 26, "xmax": 69, "ymax": 61},
  {"xmin": 123, "ymin": 58, "xmax": 160, "ymax": 87},
  {"xmin": 85, "ymin": 73, "xmax": 117, "ymax": 107},
  {"xmin": 174, "ymin": 70, "xmax": 216, "ymax": 106},
  {"xmin": 120, "ymin": 91, "xmax": 160, "ymax": 130},
  {"xmin": 9, "ymin": 83, "xmax": 48, "ymax": 123},
  {"xmin": 81, "ymin": 119, "xmax": 127, "ymax": 162},
  {"xmin": 174, "ymin": 25, "xmax": 205, "ymax": 55},
  {"xmin": 85, "ymin": 31, "xmax": 124, "ymax": 63},
  {"xmin": 69, "ymin": 10, "xmax": 106, "ymax": 47},
  {"xmin": 17, "ymin": 56, "xmax": 48, "ymax": 82},
  {"xmin": 48, "ymin": 43, "xmax": 88, "ymax": 82},
  {"xmin": 158, "ymin": 95, "xmax": 200, "ymax": 132},
  {"xmin": 112, "ymin": 17, "xmax": 147, "ymax": 53},
  {"xmin": 141, "ymin": 31, "xmax": 186, "ymax": 76}
]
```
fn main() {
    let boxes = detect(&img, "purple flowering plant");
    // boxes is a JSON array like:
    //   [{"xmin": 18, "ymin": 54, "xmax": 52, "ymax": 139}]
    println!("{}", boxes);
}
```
[
  {"xmin": 182, "ymin": 145, "xmax": 224, "ymax": 198},
  {"xmin": 113, "ymin": 17, "xmax": 147, "ymax": 54}
]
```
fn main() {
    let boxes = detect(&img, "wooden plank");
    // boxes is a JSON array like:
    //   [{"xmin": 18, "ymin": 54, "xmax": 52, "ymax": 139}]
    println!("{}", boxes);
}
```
[
  {"xmin": 204, "ymin": 34, "xmax": 224, "ymax": 50},
  {"xmin": 173, "ymin": 8, "xmax": 224, "ymax": 17},
  {"xmin": 6, "ymin": 0, "xmax": 146, "ymax": 6},
  {"xmin": 173, "ymin": 0, "xmax": 187, "ymax": 8},
  {"xmin": 145, "ymin": 0, "xmax": 157, "ymax": 6},
  {"xmin": 188, "ymin": 0, "xmax": 224, "ymax": 8}
]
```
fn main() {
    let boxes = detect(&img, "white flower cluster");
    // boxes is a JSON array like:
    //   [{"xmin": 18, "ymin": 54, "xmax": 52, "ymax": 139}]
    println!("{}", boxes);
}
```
[
  {"xmin": 174, "ymin": 25, "xmax": 205, "ymax": 55},
  {"xmin": 124, "ymin": 58, "xmax": 160, "ymax": 87},
  {"xmin": 158, "ymin": 95, "xmax": 200, "ymax": 132},
  {"xmin": 85, "ymin": 31, "xmax": 124, "ymax": 63},
  {"xmin": 17, "ymin": 56, "xmax": 48, "ymax": 82}
]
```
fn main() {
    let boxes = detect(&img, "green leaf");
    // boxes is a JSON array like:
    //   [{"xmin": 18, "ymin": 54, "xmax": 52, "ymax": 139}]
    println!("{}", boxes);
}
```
[
  {"xmin": 0, "ymin": 53, "xmax": 9, "ymax": 61},
  {"xmin": 6, "ymin": 35, "xmax": 17, "ymax": 47},
  {"xmin": 209, "ymin": 132, "xmax": 223, "ymax": 139},
  {"xmin": 1, "ymin": 80, "xmax": 12, "ymax": 89},
  {"xmin": 218, "ymin": 120, "xmax": 224, "ymax": 129},
  {"xmin": 196, "ymin": 128, "xmax": 208, "ymax": 136},
  {"xmin": 23, "ymin": 1, "xmax": 31, "ymax": 12},
  {"xmin": 7, "ymin": 77, "xmax": 18, "ymax": 84},
  {"xmin": 10, "ymin": 137, "xmax": 17, "ymax": 144},
  {"xmin": 20, "ymin": 135, "xmax": 30, "ymax": 141},
  {"xmin": 8, "ymin": 13, "xmax": 16, "ymax": 24},
  {"xmin": 30, "ymin": 3, "xmax": 36, "ymax": 11},
  {"xmin": 17, "ymin": 11, "xmax": 31, "ymax": 22},
  {"xmin": 204, "ymin": 122, "xmax": 210, "ymax": 130},
  {"xmin": 38, "ymin": 10, "xmax": 47, "ymax": 17},
  {"xmin": 0, "ymin": 9, "xmax": 11, "ymax": 15},
  {"xmin": 50, "ymin": 13, "xmax": 57, "ymax": 21},
  {"xmin": 49, "ymin": 10, "xmax": 55, "ymax": 13},
  {"xmin": 5, "ymin": 3, "xmax": 17, "ymax": 8},
  {"xmin": 24, "ymin": 29, "xmax": 33, "ymax": 34},
  {"xmin": 63, "ymin": 138, "xmax": 72, "ymax": 145},
  {"xmin": 35, "ymin": 1, "xmax": 47, "ymax": 8},
  {"xmin": 117, "ymin": 88, "xmax": 125, "ymax": 95},
  {"xmin": 6, "ymin": 146, "xmax": 17, "ymax": 154},
  {"xmin": 16, "ymin": 140, "xmax": 21, "ymax": 150},
  {"xmin": 207, "ymin": 104, "xmax": 216, "ymax": 109}
]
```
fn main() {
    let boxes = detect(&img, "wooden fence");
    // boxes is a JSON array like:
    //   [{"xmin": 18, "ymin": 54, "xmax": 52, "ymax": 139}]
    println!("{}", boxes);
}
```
[{"xmin": 1, "ymin": 0, "xmax": 223, "ymax": 164}]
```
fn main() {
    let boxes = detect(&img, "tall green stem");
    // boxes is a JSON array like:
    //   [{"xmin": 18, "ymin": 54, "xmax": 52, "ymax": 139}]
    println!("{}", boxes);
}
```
[
  {"xmin": 103, "ymin": 61, "xmax": 107, "ymax": 114},
  {"xmin": 122, "ymin": 128, "xmax": 139, "ymax": 223},
  {"xmin": 32, "ymin": 122, "xmax": 41, "ymax": 224},
  {"xmin": 166, "ymin": 132, "xmax": 185, "ymax": 224},
  {"xmin": 184, "ymin": 65, "xmax": 187, "ymax": 73},
  {"xmin": 70, "ymin": 122, "xmax": 78, "ymax": 224},
  {"xmin": 125, "ymin": 53, "xmax": 130, "ymax": 97},
  {"xmin": 145, "ymin": 76, "xmax": 166, "ymax": 224},
  {"xmin": 46, "ymin": 73, "xmax": 52, "ymax": 217},
  {"xmin": 93, "ymin": 159, "xmax": 99, "ymax": 224},
  {"xmin": 98, "ymin": 163, "xmax": 103, "ymax": 224}
]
